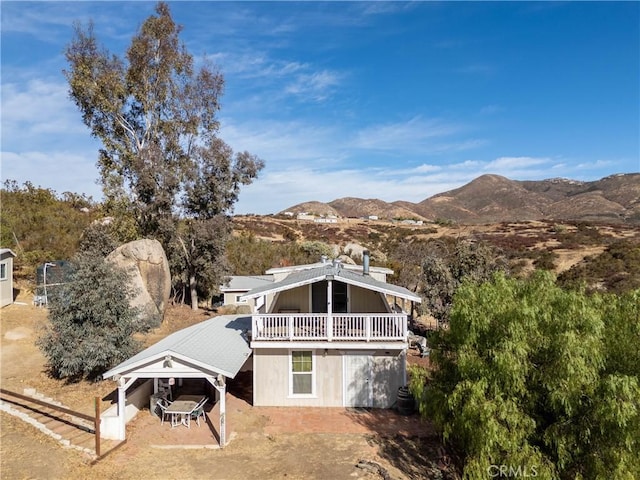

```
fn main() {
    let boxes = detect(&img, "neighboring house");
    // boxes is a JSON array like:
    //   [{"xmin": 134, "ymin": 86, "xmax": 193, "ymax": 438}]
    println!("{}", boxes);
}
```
[
  {"xmin": 0, "ymin": 249, "xmax": 17, "ymax": 308},
  {"xmin": 101, "ymin": 252, "xmax": 421, "ymax": 443},
  {"xmin": 241, "ymin": 251, "xmax": 421, "ymax": 408},
  {"xmin": 219, "ymin": 275, "xmax": 274, "ymax": 306}
]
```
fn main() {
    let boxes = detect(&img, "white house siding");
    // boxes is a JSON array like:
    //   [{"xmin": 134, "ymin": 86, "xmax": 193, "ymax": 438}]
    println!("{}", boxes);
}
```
[
  {"xmin": 0, "ymin": 250, "xmax": 15, "ymax": 308},
  {"xmin": 252, "ymin": 348, "xmax": 404, "ymax": 408},
  {"xmin": 349, "ymin": 286, "xmax": 388, "ymax": 313},
  {"xmin": 272, "ymin": 286, "xmax": 310, "ymax": 313},
  {"xmin": 223, "ymin": 291, "xmax": 246, "ymax": 306},
  {"xmin": 253, "ymin": 348, "xmax": 343, "ymax": 406}
]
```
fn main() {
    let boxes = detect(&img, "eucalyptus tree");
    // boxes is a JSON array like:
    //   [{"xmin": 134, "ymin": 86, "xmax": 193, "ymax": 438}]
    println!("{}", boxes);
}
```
[{"xmin": 64, "ymin": 2, "xmax": 263, "ymax": 310}]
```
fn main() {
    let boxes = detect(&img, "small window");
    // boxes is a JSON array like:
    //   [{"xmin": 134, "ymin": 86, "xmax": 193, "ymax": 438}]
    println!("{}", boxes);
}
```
[
  {"xmin": 235, "ymin": 294, "xmax": 247, "ymax": 304},
  {"xmin": 0, "ymin": 263, "xmax": 6, "ymax": 281},
  {"xmin": 290, "ymin": 350, "xmax": 314, "ymax": 396}
]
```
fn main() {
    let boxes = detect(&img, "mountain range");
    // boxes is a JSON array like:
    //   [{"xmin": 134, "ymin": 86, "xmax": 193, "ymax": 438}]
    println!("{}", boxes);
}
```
[{"xmin": 282, "ymin": 173, "xmax": 640, "ymax": 225}]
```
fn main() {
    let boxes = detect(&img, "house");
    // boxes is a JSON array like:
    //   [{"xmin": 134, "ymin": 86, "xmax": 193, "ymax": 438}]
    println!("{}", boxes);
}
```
[
  {"xmin": 241, "ymin": 251, "xmax": 421, "ymax": 408},
  {"xmin": 0, "ymin": 249, "xmax": 17, "ymax": 308},
  {"xmin": 100, "ymin": 251, "xmax": 421, "ymax": 443},
  {"xmin": 219, "ymin": 275, "xmax": 274, "ymax": 307}
]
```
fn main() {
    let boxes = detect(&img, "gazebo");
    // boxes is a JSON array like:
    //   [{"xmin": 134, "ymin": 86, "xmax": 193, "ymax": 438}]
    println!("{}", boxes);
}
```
[{"xmin": 101, "ymin": 315, "xmax": 252, "ymax": 447}]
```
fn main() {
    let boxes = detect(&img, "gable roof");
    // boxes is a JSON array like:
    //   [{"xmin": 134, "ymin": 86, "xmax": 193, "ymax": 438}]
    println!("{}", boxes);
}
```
[
  {"xmin": 220, "ymin": 275, "xmax": 274, "ymax": 292},
  {"xmin": 241, "ymin": 264, "xmax": 421, "ymax": 303},
  {"xmin": 102, "ymin": 315, "xmax": 252, "ymax": 380},
  {"xmin": 0, "ymin": 248, "xmax": 17, "ymax": 257},
  {"xmin": 266, "ymin": 261, "xmax": 393, "ymax": 276}
]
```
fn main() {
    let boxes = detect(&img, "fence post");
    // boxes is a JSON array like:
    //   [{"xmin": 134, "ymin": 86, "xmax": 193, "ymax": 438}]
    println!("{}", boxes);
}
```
[{"xmin": 94, "ymin": 397, "xmax": 101, "ymax": 458}]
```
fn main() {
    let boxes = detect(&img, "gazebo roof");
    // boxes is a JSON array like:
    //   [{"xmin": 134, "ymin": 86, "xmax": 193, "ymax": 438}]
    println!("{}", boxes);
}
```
[{"xmin": 103, "ymin": 315, "xmax": 252, "ymax": 380}]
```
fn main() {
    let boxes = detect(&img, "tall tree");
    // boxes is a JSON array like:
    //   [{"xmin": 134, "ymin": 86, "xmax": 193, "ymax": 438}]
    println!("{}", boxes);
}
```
[{"xmin": 64, "ymin": 2, "xmax": 263, "ymax": 310}]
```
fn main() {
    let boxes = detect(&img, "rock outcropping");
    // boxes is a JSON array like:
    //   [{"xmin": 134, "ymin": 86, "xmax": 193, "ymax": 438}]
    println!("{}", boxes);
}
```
[{"xmin": 106, "ymin": 239, "xmax": 171, "ymax": 329}]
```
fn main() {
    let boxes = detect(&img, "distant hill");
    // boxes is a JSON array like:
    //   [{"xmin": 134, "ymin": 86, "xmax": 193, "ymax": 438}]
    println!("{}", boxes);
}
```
[{"xmin": 280, "ymin": 173, "xmax": 640, "ymax": 224}]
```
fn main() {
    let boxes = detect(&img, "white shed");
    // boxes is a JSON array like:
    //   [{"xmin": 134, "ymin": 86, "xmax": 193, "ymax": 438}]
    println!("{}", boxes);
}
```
[{"xmin": 0, "ymin": 249, "xmax": 17, "ymax": 307}]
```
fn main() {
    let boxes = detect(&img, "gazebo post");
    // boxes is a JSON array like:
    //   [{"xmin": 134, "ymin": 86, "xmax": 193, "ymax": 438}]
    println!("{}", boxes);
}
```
[
  {"xmin": 207, "ymin": 374, "xmax": 227, "ymax": 448},
  {"xmin": 219, "ymin": 382, "xmax": 226, "ymax": 447},
  {"xmin": 115, "ymin": 376, "xmax": 136, "ymax": 441}
]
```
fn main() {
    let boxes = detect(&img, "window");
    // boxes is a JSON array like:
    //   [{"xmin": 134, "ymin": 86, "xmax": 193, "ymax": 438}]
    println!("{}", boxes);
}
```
[
  {"xmin": 290, "ymin": 350, "xmax": 314, "ymax": 396},
  {"xmin": 0, "ymin": 263, "xmax": 6, "ymax": 281},
  {"xmin": 235, "ymin": 294, "xmax": 247, "ymax": 304}
]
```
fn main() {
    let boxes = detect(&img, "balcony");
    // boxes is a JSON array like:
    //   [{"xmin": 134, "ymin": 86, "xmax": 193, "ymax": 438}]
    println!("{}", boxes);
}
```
[{"xmin": 251, "ymin": 313, "xmax": 407, "ymax": 342}]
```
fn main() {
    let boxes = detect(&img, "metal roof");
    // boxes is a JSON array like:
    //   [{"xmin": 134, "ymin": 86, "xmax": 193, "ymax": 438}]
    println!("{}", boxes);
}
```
[
  {"xmin": 102, "ymin": 315, "xmax": 252, "ymax": 379},
  {"xmin": 266, "ymin": 261, "xmax": 393, "ymax": 275},
  {"xmin": 220, "ymin": 275, "xmax": 274, "ymax": 292},
  {"xmin": 241, "ymin": 264, "xmax": 421, "ymax": 303}
]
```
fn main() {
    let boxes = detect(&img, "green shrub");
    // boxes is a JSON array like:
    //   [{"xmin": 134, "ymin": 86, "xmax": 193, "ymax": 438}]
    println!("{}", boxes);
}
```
[
  {"xmin": 37, "ymin": 252, "xmax": 141, "ymax": 381},
  {"xmin": 412, "ymin": 272, "xmax": 640, "ymax": 478}
]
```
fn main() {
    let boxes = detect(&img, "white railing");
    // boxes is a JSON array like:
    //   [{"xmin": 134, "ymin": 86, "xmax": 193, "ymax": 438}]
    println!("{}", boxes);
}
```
[{"xmin": 252, "ymin": 313, "xmax": 407, "ymax": 342}]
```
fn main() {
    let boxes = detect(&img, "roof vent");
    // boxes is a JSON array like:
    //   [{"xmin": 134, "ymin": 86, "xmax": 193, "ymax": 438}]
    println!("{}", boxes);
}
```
[
  {"xmin": 332, "ymin": 258, "xmax": 342, "ymax": 270},
  {"xmin": 321, "ymin": 255, "xmax": 329, "ymax": 264}
]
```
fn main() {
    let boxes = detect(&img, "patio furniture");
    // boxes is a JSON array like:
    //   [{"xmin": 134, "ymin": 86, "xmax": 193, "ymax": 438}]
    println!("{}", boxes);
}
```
[
  {"xmin": 156, "ymin": 398, "xmax": 173, "ymax": 425},
  {"xmin": 190, "ymin": 397, "xmax": 209, "ymax": 427},
  {"xmin": 165, "ymin": 395, "xmax": 205, "ymax": 428}
]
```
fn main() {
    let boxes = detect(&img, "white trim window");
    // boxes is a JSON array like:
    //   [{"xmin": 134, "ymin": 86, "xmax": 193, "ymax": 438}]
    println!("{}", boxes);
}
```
[
  {"xmin": 0, "ymin": 263, "xmax": 7, "ymax": 281},
  {"xmin": 235, "ymin": 294, "xmax": 247, "ymax": 304},
  {"xmin": 289, "ymin": 350, "xmax": 315, "ymax": 397}
]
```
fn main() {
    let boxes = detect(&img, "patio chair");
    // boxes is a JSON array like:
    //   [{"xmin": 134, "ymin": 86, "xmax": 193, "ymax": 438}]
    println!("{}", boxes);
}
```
[
  {"xmin": 156, "ymin": 398, "xmax": 173, "ymax": 425},
  {"xmin": 190, "ymin": 397, "xmax": 208, "ymax": 427}
]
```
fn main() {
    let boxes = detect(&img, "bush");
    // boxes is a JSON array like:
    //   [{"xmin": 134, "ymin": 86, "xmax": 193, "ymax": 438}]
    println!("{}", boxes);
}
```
[
  {"xmin": 411, "ymin": 272, "xmax": 640, "ymax": 478},
  {"xmin": 37, "ymin": 252, "xmax": 141, "ymax": 381}
]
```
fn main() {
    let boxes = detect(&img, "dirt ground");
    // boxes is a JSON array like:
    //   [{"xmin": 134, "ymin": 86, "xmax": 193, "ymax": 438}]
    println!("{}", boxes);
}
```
[{"xmin": 1, "ymin": 291, "xmax": 450, "ymax": 480}]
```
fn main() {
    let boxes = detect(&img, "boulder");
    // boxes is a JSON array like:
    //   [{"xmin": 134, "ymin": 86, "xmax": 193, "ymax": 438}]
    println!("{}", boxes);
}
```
[{"xmin": 106, "ymin": 239, "xmax": 171, "ymax": 328}]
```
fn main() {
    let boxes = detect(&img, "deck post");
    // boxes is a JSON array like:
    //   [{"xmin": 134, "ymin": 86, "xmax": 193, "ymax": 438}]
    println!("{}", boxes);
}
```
[
  {"xmin": 288, "ymin": 315, "xmax": 294, "ymax": 341},
  {"xmin": 365, "ymin": 316, "xmax": 371, "ymax": 341},
  {"xmin": 327, "ymin": 280, "xmax": 333, "ymax": 341}
]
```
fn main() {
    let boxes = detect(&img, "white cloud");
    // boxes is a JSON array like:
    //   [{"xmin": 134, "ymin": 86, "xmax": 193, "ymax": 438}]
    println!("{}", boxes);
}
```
[
  {"xmin": 285, "ymin": 70, "xmax": 342, "ymax": 101},
  {"xmin": 219, "ymin": 118, "xmax": 345, "ymax": 168},
  {"xmin": 351, "ymin": 116, "xmax": 485, "ymax": 154},
  {"xmin": 576, "ymin": 159, "xmax": 617, "ymax": 170},
  {"xmin": 1, "ymin": 79, "xmax": 93, "ymax": 151},
  {"xmin": 1, "ymin": 150, "xmax": 101, "ymax": 200},
  {"xmin": 483, "ymin": 156, "xmax": 550, "ymax": 170}
]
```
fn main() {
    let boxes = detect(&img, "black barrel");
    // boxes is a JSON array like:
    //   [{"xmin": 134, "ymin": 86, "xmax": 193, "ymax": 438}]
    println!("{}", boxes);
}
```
[{"xmin": 396, "ymin": 386, "xmax": 415, "ymax": 415}]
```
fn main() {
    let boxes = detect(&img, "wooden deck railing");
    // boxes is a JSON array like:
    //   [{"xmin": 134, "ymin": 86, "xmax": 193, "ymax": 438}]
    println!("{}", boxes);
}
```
[{"xmin": 252, "ymin": 313, "xmax": 407, "ymax": 342}]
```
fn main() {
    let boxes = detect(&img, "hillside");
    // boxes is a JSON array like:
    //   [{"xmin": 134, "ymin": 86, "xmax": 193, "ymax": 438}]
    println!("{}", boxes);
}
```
[{"xmin": 280, "ymin": 173, "xmax": 640, "ymax": 224}]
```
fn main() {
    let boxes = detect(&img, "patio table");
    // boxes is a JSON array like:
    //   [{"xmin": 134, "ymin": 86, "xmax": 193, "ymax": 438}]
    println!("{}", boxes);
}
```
[{"xmin": 165, "ymin": 395, "xmax": 205, "ymax": 428}]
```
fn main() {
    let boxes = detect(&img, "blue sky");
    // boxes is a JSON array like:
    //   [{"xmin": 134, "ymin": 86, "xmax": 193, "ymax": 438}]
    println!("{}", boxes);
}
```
[{"xmin": 2, "ymin": 1, "xmax": 639, "ymax": 215}]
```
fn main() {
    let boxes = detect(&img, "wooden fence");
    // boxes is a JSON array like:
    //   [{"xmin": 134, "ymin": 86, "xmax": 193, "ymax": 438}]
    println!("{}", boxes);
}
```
[{"xmin": 0, "ymin": 388, "xmax": 108, "ymax": 458}]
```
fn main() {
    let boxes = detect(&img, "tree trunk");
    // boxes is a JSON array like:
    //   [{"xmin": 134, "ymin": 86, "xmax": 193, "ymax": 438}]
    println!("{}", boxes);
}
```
[{"xmin": 189, "ymin": 272, "xmax": 198, "ymax": 311}]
